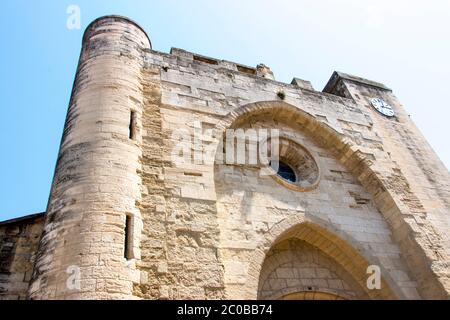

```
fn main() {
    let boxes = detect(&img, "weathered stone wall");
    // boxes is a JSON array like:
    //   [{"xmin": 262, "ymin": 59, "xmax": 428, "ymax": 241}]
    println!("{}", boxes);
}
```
[
  {"xmin": 133, "ymin": 41, "xmax": 449, "ymax": 299},
  {"xmin": 324, "ymin": 74, "xmax": 450, "ymax": 298},
  {"xmin": 28, "ymin": 16, "xmax": 150, "ymax": 299},
  {"xmin": 258, "ymin": 239, "xmax": 365, "ymax": 300},
  {"xmin": 214, "ymin": 118, "xmax": 415, "ymax": 299},
  {"xmin": 13, "ymin": 15, "xmax": 448, "ymax": 300},
  {"xmin": 0, "ymin": 214, "xmax": 44, "ymax": 300},
  {"xmin": 344, "ymin": 78, "xmax": 450, "ymax": 249}
]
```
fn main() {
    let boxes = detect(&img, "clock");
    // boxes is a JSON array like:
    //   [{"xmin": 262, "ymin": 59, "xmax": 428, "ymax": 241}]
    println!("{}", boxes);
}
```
[{"xmin": 370, "ymin": 98, "xmax": 395, "ymax": 117}]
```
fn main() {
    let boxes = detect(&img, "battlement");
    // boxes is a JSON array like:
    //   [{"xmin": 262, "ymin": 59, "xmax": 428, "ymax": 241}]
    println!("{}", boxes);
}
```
[
  {"xmin": 79, "ymin": 16, "xmax": 391, "ymax": 98},
  {"xmin": 324, "ymin": 71, "xmax": 392, "ymax": 94},
  {"xmin": 2, "ymin": 14, "xmax": 448, "ymax": 301},
  {"xmin": 82, "ymin": 15, "xmax": 152, "ymax": 49}
]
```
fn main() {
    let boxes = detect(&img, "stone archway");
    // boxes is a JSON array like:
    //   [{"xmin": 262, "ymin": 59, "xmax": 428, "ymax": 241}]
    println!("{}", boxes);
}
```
[
  {"xmin": 213, "ymin": 100, "xmax": 447, "ymax": 299},
  {"xmin": 251, "ymin": 216, "xmax": 400, "ymax": 300},
  {"xmin": 258, "ymin": 238, "xmax": 368, "ymax": 300}
]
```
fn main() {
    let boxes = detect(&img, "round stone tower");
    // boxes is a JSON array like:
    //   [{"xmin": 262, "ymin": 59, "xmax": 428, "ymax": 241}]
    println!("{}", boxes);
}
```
[{"xmin": 28, "ymin": 16, "xmax": 150, "ymax": 299}]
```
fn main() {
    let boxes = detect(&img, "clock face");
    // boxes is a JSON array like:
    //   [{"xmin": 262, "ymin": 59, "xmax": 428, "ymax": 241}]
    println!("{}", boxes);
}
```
[{"xmin": 370, "ymin": 98, "xmax": 395, "ymax": 117}]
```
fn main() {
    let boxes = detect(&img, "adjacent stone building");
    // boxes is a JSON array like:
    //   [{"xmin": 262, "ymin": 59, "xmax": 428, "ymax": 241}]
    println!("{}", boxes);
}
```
[{"xmin": 0, "ymin": 15, "xmax": 449, "ymax": 300}]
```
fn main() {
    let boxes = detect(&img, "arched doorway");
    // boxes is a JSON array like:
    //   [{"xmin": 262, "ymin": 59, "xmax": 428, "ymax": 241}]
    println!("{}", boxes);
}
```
[
  {"xmin": 256, "ymin": 221, "xmax": 397, "ymax": 300},
  {"xmin": 213, "ymin": 100, "xmax": 440, "ymax": 299},
  {"xmin": 258, "ymin": 238, "xmax": 366, "ymax": 299}
]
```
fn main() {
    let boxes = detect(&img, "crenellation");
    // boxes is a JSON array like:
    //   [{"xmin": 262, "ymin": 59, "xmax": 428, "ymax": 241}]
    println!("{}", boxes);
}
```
[{"xmin": 0, "ymin": 15, "xmax": 448, "ymax": 300}]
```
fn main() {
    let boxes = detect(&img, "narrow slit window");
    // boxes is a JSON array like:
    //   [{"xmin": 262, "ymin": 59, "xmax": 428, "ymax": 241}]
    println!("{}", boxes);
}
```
[
  {"xmin": 124, "ymin": 215, "xmax": 132, "ymax": 260},
  {"xmin": 129, "ymin": 110, "xmax": 137, "ymax": 140}
]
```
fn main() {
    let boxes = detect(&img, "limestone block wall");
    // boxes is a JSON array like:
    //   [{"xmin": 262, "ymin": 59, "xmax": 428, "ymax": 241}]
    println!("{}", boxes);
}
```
[
  {"xmin": 258, "ymin": 239, "xmax": 366, "ymax": 299},
  {"xmin": 214, "ymin": 118, "xmax": 415, "ymax": 299},
  {"xmin": 324, "ymin": 75, "xmax": 450, "ymax": 298},
  {"xmin": 28, "ymin": 16, "xmax": 150, "ymax": 299},
  {"xmin": 136, "ymin": 37, "xmax": 446, "ymax": 298},
  {"xmin": 0, "ymin": 214, "xmax": 44, "ymax": 300},
  {"xmin": 132, "ymin": 39, "xmax": 449, "ymax": 299},
  {"xmin": 15, "ymin": 15, "xmax": 449, "ymax": 300},
  {"xmin": 346, "ymin": 78, "xmax": 450, "ymax": 248}
]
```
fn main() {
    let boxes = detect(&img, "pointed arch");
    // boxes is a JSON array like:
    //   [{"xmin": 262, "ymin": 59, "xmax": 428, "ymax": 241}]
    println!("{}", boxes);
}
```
[
  {"xmin": 248, "ymin": 215, "xmax": 401, "ymax": 299},
  {"xmin": 213, "ymin": 100, "xmax": 447, "ymax": 299}
]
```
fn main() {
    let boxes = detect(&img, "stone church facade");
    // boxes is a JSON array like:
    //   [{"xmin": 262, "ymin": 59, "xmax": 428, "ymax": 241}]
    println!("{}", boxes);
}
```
[{"xmin": 1, "ymin": 15, "xmax": 449, "ymax": 300}]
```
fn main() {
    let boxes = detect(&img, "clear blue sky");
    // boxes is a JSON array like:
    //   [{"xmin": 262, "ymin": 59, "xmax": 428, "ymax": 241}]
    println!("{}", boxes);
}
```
[{"xmin": 1, "ymin": 0, "xmax": 449, "ymax": 221}]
